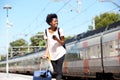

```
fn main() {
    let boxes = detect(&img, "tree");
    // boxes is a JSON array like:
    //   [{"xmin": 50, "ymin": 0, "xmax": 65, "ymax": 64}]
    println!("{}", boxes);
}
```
[
  {"xmin": 94, "ymin": 12, "xmax": 120, "ymax": 29},
  {"xmin": 9, "ymin": 38, "xmax": 28, "ymax": 56},
  {"xmin": 10, "ymin": 39, "xmax": 28, "ymax": 47},
  {"xmin": 65, "ymin": 36, "xmax": 73, "ymax": 41},
  {"xmin": 30, "ymin": 32, "xmax": 45, "ymax": 46},
  {"xmin": 0, "ymin": 55, "xmax": 6, "ymax": 61},
  {"xmin": 30, "ymin": 32, "xmax": 45, "ymax": 52}
]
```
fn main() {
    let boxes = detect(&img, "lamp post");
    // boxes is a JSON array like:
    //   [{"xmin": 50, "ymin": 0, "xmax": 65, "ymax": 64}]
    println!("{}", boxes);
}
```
[{"xmin": 3, "ymin": 4, "xmax": 12, "ymax": 76}]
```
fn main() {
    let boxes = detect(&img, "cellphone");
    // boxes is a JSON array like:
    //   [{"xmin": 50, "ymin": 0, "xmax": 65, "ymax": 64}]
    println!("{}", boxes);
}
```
[{"xmin": 53, "ymin": 35, "xmax": 56, "ymax": 39}]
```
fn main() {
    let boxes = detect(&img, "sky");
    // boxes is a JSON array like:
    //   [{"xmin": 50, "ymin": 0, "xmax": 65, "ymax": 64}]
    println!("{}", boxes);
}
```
[{"xmin": 0, "ymin": 0, "xmax": 120, "ymax": 55}]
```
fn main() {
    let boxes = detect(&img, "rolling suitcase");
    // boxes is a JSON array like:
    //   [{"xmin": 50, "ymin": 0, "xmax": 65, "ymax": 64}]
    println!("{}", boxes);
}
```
[{"xmin": 33, "ymin": 58, "xmax": 52, "ymax": 80}]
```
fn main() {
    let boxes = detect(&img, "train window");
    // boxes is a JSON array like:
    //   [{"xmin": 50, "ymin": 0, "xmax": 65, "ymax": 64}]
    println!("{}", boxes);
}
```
[
  {"xmin": 9, "ymin": 62, "xmax": 13, "ymax": 67},
  {"xmin": 79, "ymin": 48, "xmax": 88, "ymax": 59},
  {"xmin": 13, "ymin": 62, "xmax": 17, "ymax": 66},
  {"xmin": 109, "ymin": 41, "xmax": 114, "ymax": 51},
  {"xmin": 21, "ymin": 60, "xmax": 25, "ymax": 66},
  {"xmin": 32, "ymin": 58, "xmax": 36, "ymax": 65},
  {"xmin": 65, "ymin": 43, "xmax": 81, "ymax": 61},
  {"xmin": 34, "ymin": 57, "xmax": 40, "ymax": 64},
  {"xmin": 1, "ymin": 63, "xmax": 5, "ymax": 67},
  {"xmin": 25, "ymin": 59, "xmax": 33, "ymax": 65},
  {"xmin": 109, "ymin": 40, "xmax": 120, "ymax": 56},
  {"xmin": 12, "ymin": 62, "xmax": 17, "ymax": 66},
  {"xmin": 103, "ymin": 40, "xmax": 119, "ymax": 57},
  {"xmin": 65, "ymin": 50, "xmax": 79, "ymax": 61},
  {"xmin": 98, "ymin": 45, "xmax": 100, "ymax": 49},
  {"xmin": 110, "ymin": 45, "xmax": 112, "ymax": 48},
  {"xmin": 28, "ymin": 58, "xmax": 34, "ymax": 65},
  {"xmin": 88, "ymin": 44, "xmax": 100, "ymax": 59},
  {"xmin": 103, "ymin": 42, "xmax": 110, "ymax": 57},
  {"xmin": 17, "ymin": 61, "xmax": 22, "ymax": 66},
  {"xmin": 23, "ymin": 59, "xmax": 27, "ymax": 66}
]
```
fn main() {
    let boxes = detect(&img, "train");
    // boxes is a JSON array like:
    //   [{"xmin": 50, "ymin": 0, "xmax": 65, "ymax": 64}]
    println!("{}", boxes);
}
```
[{"xmin": 0, "ymin": 21, "xmax": 120, "ymax": 80}]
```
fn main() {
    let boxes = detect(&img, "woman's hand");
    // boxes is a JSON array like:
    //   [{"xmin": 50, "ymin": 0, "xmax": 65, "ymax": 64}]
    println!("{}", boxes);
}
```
[
  {"xmin": 52, "ymin": 35, "xmax": 58, "ymax": 40},
  {"xmin": 42, "ymin": 54, "xmax": 48, "ymax": 59}
]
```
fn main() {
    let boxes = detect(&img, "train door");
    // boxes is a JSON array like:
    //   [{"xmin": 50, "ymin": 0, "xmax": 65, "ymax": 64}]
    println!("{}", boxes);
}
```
[
  {"xmin": 117, "ymin": 32, "xmax": 120, "ymax": 55},
  {"xmin": 79, "ymin": 41, "xmax": 89, "ymax": 75},
  {"xmin": 81, "ymin": 48, "xmax": 89, "ymax": 75}
]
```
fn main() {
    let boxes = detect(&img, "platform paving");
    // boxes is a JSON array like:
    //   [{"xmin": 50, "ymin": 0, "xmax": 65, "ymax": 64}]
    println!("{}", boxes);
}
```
[{"xmin": 0, "ymin": 73, "xmax": 56, "ymax": 80}]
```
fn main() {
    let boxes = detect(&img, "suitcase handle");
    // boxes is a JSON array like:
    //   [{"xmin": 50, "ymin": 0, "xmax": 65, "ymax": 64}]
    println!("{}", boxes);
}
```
[
  {"xmin": 40, "ymin": 57, "xmax": 49, "ymax": 70},
  {"xmin": 40, "ymin": 57, "xmax": 48, "ymax": 60}
]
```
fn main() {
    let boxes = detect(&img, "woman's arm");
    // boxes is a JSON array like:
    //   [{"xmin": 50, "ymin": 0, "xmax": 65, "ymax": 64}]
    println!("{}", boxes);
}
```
[{"xmin": 53, "ymin": 35, "xmax": 65, "ymax": 46}]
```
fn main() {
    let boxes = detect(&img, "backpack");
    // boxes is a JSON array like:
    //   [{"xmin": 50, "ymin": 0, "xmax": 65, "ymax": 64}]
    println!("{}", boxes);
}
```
[{"xmin": 45, "ymin": 27, "xmax": 66, "ymax": 49}]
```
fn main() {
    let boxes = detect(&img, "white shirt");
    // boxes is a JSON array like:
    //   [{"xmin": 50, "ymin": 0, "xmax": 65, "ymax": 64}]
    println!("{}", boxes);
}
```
[{"xmin": 44, "ymin": 27, "xmax": 66, "ymax": 60}]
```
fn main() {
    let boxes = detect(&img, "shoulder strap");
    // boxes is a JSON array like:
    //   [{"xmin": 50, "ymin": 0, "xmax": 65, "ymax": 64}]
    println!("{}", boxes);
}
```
[
  {"xmin": 58, "ymin": 27, "xmax": 60, "ymax": 39},
  {"xmin": 58, "ymin": 27, "xmax": 66, "ymax": 49},
  {"xmin": 45, "ymin": 29, "xmax": 47, "ymax": 37}
]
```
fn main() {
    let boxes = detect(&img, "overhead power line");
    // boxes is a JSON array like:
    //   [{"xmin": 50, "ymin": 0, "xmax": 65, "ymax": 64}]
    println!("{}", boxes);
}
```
[
  {"xmin": 20, "ymin": 1, "xmax": 50, "ymax": 35},
  {"xmin": 61, "ymin": 0, "xmax": 97, "ymax": 30}
]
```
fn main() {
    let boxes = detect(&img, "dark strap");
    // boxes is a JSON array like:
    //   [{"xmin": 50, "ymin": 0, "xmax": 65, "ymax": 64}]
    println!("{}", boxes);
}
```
[
  {"xmin": 58, "ymin": 27, "xmax": 60, "ymax": 39},
  {"xmin": 45, "ymin": 29, "xmax": 47, "ymax": 37},
  {"xmin": 58, "ymin": 28, "xmax": 66, "ymax": 49}
]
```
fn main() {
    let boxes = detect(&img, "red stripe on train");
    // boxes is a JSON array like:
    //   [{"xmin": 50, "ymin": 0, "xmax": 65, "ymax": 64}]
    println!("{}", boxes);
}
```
[
  {"xmin": 63, "ymin": 61, "xmax": 68, "ymax": 73},
  {"xmin": 82, "ymin": 42, "xmax": 88, "ymax": 47},
  {"xmin": 118, "ymin": 32, "xmax": 120, "ymax": 40},
  {"xmin": 118, "ymin": 56, "xmax": 120, "ymax": 64},
  {"xmin": 83, "ymin": 59, "xmax": 89, "ymax": 74}
]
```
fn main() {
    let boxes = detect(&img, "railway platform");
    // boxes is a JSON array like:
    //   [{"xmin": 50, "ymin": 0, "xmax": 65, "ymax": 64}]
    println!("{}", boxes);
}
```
[{"xmin": 0, "ymin": 73, "xmax": 56, "ymax": 80}]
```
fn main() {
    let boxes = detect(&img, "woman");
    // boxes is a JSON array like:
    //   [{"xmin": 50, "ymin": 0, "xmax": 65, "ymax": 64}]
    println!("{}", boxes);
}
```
[{"xmin": 43, "ymin": 13, "xmax": 66, "ymax": 80}]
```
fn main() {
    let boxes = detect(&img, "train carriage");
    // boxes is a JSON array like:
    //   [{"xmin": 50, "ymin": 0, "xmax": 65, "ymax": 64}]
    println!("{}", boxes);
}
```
[{"xmin": 63, "ymin": 22, "xmax": 120, "ymax": 79}]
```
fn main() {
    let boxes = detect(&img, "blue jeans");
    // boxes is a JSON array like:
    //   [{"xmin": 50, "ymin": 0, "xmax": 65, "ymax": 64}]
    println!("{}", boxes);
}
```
[{"xmin": 51, "ymin": 55, "xmax": 65, "ymax": 80}]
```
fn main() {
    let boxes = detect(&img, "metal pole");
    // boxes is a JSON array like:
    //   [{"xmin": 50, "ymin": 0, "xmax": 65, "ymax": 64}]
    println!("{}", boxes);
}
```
[
  {"xmin": 27, "ymin": 37, "xmax": 30, "ymax": 53},
  {"xmin": 24, "ymin": 34, "xmax": 30, "ymax": 53},
  {"xmin": 6, "ymin": 9, "xmax": 9, "ymax": 77},
  {"xmin": 3, "ymin": 5, "xmax": 12, "ymax": 77}
]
